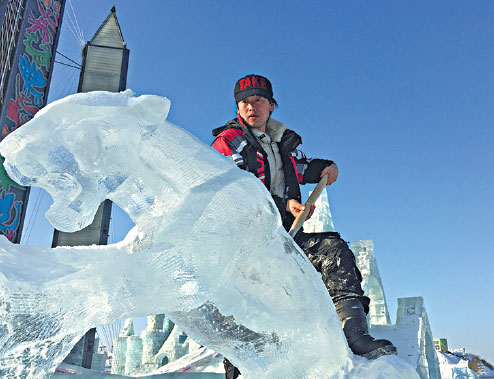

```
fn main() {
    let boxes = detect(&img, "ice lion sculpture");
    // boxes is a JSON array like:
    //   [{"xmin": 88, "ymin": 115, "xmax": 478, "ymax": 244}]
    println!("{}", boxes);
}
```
[{"xmin": 0, "ymin": 90, "xmax": 417, "ymax": 378}]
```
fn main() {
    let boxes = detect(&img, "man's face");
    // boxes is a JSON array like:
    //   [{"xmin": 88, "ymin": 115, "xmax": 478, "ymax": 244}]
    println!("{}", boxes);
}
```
[{"xmin": 237, "ymin": 95, "xmax": 274, "ymax": 132}]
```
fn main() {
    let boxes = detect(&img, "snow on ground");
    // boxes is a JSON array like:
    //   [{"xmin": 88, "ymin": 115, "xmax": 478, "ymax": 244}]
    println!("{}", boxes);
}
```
[{"xmin": 0, "ymin": 90, "xmax": 417, "ymax": 378}]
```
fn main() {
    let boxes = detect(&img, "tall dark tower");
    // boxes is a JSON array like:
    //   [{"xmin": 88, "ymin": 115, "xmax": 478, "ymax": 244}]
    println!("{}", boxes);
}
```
[
  {"xmin": 78, "ymin": 5, "xmax": 128, "ymax": 93},
  {"xmin": 53, "ymin": 7, "xmax": 130, "ymax": 370},
  {"xmin": 52, "ymin": 6, "xmax": 129, "ymax": 250},
  {"xmin": 0, "ymin": 0, "xmax": 65, "ymax": 243}
]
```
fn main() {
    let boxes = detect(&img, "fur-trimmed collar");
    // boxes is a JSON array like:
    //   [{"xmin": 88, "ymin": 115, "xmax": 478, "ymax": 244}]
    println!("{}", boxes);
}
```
[
  {"xmin": 265, "ymin": 118, "xmax": 286, "ymax": 142},
  {"xmin": 212, "ymin": 117, "xmax": 287, "ymax": 141}
]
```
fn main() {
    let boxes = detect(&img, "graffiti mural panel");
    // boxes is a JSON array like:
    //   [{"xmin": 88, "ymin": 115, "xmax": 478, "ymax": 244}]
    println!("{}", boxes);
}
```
[{"xmin": 0, "ymin": 0, "xmax": 65, "ymax": 242}]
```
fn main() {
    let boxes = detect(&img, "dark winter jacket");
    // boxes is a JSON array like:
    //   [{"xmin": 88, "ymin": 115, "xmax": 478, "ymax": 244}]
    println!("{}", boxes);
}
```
[{"xmin": 212, "ymin": 117, "xmax": 333, "ymax": 231}]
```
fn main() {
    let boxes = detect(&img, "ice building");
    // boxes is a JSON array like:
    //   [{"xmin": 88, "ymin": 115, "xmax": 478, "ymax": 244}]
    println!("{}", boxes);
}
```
[
  {"xmin": 436, "ymin": 350, "xmax": 481, "ymax": 378},
  {"xmin": 111, "ymin": 314, "xmax": 212, "ymax": 376},
  {"xmin": 112, "ymin": 318, "xmax": 135, "ymax": 374},
  {"xmin": 371, "ymin": 297, "xmax": 441, "ymax": 379},
  {"xmin": 437, "ymin": 349, "xmax": 494, "ymax": 378},
  {"xmin": 154, "ymin": 323, "xmax": 200, "ymax": 367},
  {"xmin": 350, "ymin": 243, "xmax": 440, "ymax": 378},
  {"xmin": 350, "ymin": 240, "xmax": 391, "ymax": 326},
  {"xmin": 302, "ymin": 188, "xmax": 335, "ymax": 232},
  {"xmin": 305, "ymin": 197, "xmax": 441, "ymax": 379},
  {"xmin": 141, "ymin": 314, "xmax": 171, "ymax": 370},
  {"xmin": 350, "ymin": 243, "xmax": 441, "ymax": 378}
]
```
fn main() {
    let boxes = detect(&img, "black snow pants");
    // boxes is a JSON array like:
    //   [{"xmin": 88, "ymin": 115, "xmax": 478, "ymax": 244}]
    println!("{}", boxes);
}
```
[
  {"xmin": 224, "ymin": 231, "xmax": 370, "ymax": 378},
  {"xmin": 294, "ymin": 231, "xmax": 370, "ymax": 312}
]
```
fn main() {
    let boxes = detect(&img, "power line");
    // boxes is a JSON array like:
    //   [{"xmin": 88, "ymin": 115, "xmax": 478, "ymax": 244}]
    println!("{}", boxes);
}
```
[
  {"xmin": 54, "ymin": 60, "xmax": 81, "ymax": 70},
  {"xmin": 67, "ymin": 0, "xmax": 84, "ymax": 45},
  {"xmin": 55, "ymin": 50, "xmax": 81, "ymax": 67}
]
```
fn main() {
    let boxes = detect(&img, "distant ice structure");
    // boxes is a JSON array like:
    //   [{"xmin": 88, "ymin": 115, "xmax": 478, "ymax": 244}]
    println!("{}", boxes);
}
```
[
  {"xmin": 305, "ymin": 198, "xmax": 440, "ymax": 379},
  {"xmin": 110, "ymin": 314, "xmax": 220, "ymax": 376},
  {"xmin": 349, "ymin": 241, "xmax": 391, "ymax": 326},
  {"xmin": 112, "ymin": 319, "xmax": 138, "ymax": 375},
  {"xmin": 0, "ymin": 90, "xmax": 419, "ymax": 378},
  {"xmin": 154, "ymin": 324, "xmax": 200, "ymax": 368},
  {"xmin": 371, "ymin": 297, "xmax": 441, "ymax": 379},
  {"xmin": 112, "ymin": 314, "xmax": 224, "ymax": 376},
  {"xmin": 303, "ymin": 188, "xmax": 335, "ymax": 233},
  {"xmin": 436, "ymin": 351, "xmax": 481, "ymax": 379},
  {"xmin": 350, "ymin": 243, "xmax": 441, "ymax": 378},
  {"xmin": 140, "ymin": 315, "xmax": 172, "ymax": 371}
]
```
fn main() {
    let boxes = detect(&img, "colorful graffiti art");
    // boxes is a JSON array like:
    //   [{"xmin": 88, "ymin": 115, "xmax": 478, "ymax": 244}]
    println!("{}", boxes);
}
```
[
  {"xmin": 0, "ymin": 0, "xmax": 63, "ymax": 242},
  {"xmin": 5, "ymin": 74, "xmax": 39, "ymax": 135},
  {"xmin": 4, "ymin": 0, "xmax": 61, "ymax": 135},
  {"xmin": 26, "ymin": 0, "xmax": 59, "ymax": 44},
  {"xmin": 19, "ymin": 54, "xmax": 47, "ymax": 106},
  {"xmin": 0, "ymin": 157, "xmax": 24, "ymax": 241},
  {"xmin": 23, "ymin": 31, "xmax": 52, "ymax": 68},
  {"xmin": 0, "ymin": 191, "xmax": 22, "ymax": 241}
]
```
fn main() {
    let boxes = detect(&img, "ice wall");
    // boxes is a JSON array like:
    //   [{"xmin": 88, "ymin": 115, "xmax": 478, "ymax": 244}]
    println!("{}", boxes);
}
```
[
  {"xmin": 349, "ymin": 240, "xmax": 391, "ymax": 326},
  {"xmin": 112, "ymin": 319, "xmax": 135, "ymax": 375},
  {"xmin": 303, "ymin": 188, "xmax": 335, "ymax": 233},
  {"xmin": 141, "ymin": 314, "xmax": 169, "ymax": 370},
  {"xmin": 436, "ymin": 351, "xmax": 480, "ymax": 379},
  {"xmin": 371, "ymin": 297, "xmax": 441, "ymax": 379},
  {"xmin": 0, "ymin": 90, "xmax": 350, "ymax": 378},
  {"xmin": 113, "ymin": 314, "xmax": 180, "ymax": 375}
]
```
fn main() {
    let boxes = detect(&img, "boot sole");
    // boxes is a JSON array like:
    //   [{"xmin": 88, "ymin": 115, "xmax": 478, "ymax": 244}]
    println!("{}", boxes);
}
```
[{"xmin": 362, "ymin": 345, "xmax": 397, "ymax": 360}]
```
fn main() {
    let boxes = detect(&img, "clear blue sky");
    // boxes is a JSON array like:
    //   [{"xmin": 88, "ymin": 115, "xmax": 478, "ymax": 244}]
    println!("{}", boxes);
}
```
[{"xmin": 23, "ymin": 0, "xmax": 493, "ymax": 363}]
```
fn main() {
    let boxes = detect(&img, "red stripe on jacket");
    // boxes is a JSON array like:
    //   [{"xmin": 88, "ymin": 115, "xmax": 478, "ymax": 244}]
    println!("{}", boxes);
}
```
[
  {"xmin": 212, "ymin": 128, "xmax": 245, "ymax": 156},
  {"xmin": 289, "ymin": 156, "xmax": 303, "ymax": 183}
]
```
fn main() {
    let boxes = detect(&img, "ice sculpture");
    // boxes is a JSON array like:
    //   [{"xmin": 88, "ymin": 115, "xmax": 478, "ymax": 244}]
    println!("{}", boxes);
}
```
[
  {"xmin": 140, "ymin": 314, "xmax": 170, "ymax": 371},
  {"xmin": 0, "ymin": 90, "xmax": 419, "ymax": 378},
  {"xmin": 349, "ymin": 240, "xmax": 391, "ymax": 326},
  {"xmin": 113, "ymin": 315, "xmax": 226, "ymax": 377},
  {"xmin": 113, "ymin": 314, "xmax": 179, "ymax": 375},
  {"xmin": 112, "ymin": 319, "xmax": 135, "ymax": 375},
  {"xmin": 371, "ymin": 297, "xmax": 441, "ymax": 379},
  {"xmin": 0, "ymin": 90, "xmax": 346, "ymax": 378},
  {"xmin": 436, "ymin": 350, "xmax": 482, "ymax": 379},
  {"xmin": 303, "ymin": 188, "xmax": 335, "ymax": 233}
]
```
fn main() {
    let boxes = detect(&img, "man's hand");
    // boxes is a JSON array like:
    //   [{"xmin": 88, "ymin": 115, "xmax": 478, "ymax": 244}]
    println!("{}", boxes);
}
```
[
  {"xmin": 287, "ymin": 199, "xmax": 316, "ymax": 220},
  {"xmin": 321, "ymin": 163, "xmax": 338, "ymax": 186}
]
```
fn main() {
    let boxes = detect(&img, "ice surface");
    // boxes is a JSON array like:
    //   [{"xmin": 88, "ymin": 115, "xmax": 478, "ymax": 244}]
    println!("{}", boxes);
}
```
[
  {"xmin": 303, "ymin": 188, "xmax": 335, "ymax": 233},
  {"xmin": 0, "ymin": 90, "xmax": 418, "ymax": 378},
  {"xmin": 436, "ymin": 352, "xmax": 480, "ymax": 379}
]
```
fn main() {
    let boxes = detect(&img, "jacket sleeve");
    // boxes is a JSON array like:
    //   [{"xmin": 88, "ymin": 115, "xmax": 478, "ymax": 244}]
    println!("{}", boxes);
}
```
[
  {"xmin": 301, "ymin": 158, "xmax": 334, "ymax": 184},
  {"xmin": 212, "ymin": 135, "xmax": 248, "ymax": 170},
  {"xmin": 212, "ymin": 136, "xmax": 232, "ymax": 156}
]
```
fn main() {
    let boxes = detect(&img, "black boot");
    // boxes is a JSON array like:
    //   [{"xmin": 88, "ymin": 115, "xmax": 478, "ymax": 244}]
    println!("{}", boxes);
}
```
[
  {"xmin": 335, "ymin": 298, "xmax": 397, "ymax": 359},
  {"xmin": 224, "ymin": 358, "xmax": 241, "ymax": 379}
]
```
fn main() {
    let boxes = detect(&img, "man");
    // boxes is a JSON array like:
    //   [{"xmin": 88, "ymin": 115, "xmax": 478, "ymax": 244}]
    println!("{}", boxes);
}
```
[{"xmin": 212, "ymin": 74, "xmax": 396, "ymax": 378}]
